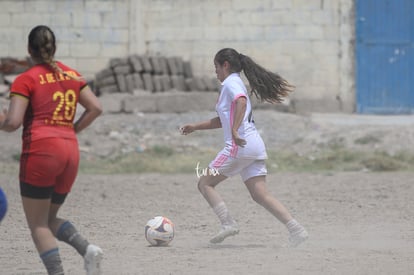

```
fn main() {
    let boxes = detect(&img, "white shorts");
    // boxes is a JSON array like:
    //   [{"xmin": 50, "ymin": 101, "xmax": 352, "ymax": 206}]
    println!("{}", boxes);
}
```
[{"xmin": 209, "ymin": 154, "xmax": 267, "ymax": 182}]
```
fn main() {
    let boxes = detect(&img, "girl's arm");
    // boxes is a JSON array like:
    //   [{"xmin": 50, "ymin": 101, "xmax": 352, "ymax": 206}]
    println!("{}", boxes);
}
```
[
  {"xmin": 0, "ymin": 95, "xmax": 29, "ymax": 132},
  {"xmin": 74, "ymin": 86, "xmax": 103, "ymax": 133},
  {"xmin": 231, "ymin": 96, "xmax": 247, "ymax": 147},
  {"xmin": 180, "ymin": 116, "xmax": 222, "ymax": 135}
]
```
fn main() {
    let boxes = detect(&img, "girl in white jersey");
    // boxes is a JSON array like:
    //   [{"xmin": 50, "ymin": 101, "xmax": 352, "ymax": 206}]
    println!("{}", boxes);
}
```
[{"xmin": 180, "ymin": 48, "xmax": 308, "ymax": 246}]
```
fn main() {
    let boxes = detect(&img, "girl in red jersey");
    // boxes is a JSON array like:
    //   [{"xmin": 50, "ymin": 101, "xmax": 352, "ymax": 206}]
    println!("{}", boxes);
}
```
[
  {"xmin": 0, "ymin": 25, "xmax": 103, "ymax": 275},
  {"xmin": 180, "ymin": 48, "xmax": 308, "ymax": 246}
]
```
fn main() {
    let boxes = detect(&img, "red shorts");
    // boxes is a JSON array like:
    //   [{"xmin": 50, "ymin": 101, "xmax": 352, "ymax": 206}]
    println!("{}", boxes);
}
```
[{"xmin": 19, "ymin": 138, "xmax": 79, "ymax": 194}]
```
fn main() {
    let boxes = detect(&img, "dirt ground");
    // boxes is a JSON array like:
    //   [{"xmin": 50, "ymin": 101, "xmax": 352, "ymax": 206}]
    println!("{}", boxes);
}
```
[{"xmin": 1, "ymin": 110, "xmax": 414, "ymax": 274}]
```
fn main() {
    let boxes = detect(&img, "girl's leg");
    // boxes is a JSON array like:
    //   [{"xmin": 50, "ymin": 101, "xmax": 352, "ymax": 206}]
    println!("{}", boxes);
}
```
[
  {"xmin": 49, "ymin": 200, "xmax": 103, "ymax": 275},
  {"xmin": 21, "ymin": 196, "xmax": 64, "ymax": 275},
  {"xmin": 244, "ymin": 176, "xmax": 308, "ymax": 247},
  {"xmin": 244, "ymin": 175, "xmax": 292, "ymax": 223},
  {"xmin": 197, "ymin": 173, "xmax": 227, "ymax": 208},
  {"xmin": 198, "ymin": 174, "xmax": 239, "ymax": 243},
  {"xmin": 49, "ymin": 202, "xmax": 90, "ymax": 256}
]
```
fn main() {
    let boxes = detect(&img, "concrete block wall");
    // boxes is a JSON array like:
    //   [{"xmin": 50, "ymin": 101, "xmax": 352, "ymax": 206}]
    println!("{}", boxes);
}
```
[{"xmin": 0, "ymin": 0, "xmax": 355, "ymax": 113}]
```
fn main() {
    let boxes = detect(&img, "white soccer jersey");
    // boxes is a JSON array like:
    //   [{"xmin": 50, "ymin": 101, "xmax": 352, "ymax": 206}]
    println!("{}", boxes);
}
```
[{"xmin": 215, "ymin": 73, "xmax": 268, "ymax": 159}]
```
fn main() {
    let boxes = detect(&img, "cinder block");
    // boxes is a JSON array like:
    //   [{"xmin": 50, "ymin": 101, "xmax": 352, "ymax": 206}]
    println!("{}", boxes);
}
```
[
  {"xmin": 110, "ymin": 57, "xmax": 129, "ymax": 68},
  {"xmin": 160, "ymin": 75, "xmax": 172, "ymax": 91},
  {"xmin": 116, "ymin": 74, "xmax": 127, "ymax": 92},
  {"xmin": 113, "ymin": 64, "xmax": 132, "ymax": 75},
  {"xmin": 171, "ymin": 75, "xmax": 186, "ymax": 91},
  {"xmin": 133, "ymin": 73, "xmax": 144, "ymax": 90},
  {"xmin": 139, "ymin": 56, "xmax": 153, "ymax": 73},
  {"xmin": 158, "ymin": 57, "xmax": 170, "ymax": 75},
  {"xmin": 129, "ymin": 55, "xmax": 143, "ymax": 73},
  {"xmin": 175, "ymin": 56, "xmax": 184, "ymax": 75},
  {"xmin": 183, "ymin": 61, "xmax": 193, "ymax": 78},
  {"xmin": 142, "ymin": 73, "xmax": 154, "ymax": 92},
  {"xmin": 96, "ymin": 75, "xmax": 117, "ymax": 87},
  {"xmin": 167, "ymin": 57, "xmax": 178, "ymax": 75},
  {"xmin": 125, "ymin": 74, "xmax": 135, "ymax": 93},
  {"xmin": 150, "ymin": 56, "xmax": 163, "ymax": 74},
  {"xmin": 95, "ymin": 68, "xmax": 114, "ymax": 80},
  {"xmin": 153, "ymin": 75, "xmax": 163, "ymax": 92},
  {"xmin": 185, "ymin": 78, "xmax": 197, "ymax": 91}
]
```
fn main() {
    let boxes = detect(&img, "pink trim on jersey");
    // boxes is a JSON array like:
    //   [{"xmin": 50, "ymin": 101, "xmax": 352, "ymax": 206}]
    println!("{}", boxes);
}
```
[
  {"xmin": 229, "ymin": 94, "xmax": 247, "ymax": 157},
  {"xmin": 212, "ymin": 154, "xmax": 228, "ymax": 168}
]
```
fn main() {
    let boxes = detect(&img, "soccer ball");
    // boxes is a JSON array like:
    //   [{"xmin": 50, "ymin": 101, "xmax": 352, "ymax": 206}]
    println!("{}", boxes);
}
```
[{"xmin": 145, "ymin": 216, "xmax": 174, "ymax": 246}]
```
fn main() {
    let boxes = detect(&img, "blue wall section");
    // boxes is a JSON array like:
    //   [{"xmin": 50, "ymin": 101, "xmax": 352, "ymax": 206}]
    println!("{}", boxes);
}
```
[{"xmin": 356, "ymin": 0, "xmax": 414, "ymax": 114}]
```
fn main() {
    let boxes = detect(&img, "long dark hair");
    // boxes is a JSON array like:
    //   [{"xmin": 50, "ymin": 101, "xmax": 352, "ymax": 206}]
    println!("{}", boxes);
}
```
[
  {"xmin": 214, "ymin": 48, "xmax": 294, "ymax": 103},
  {"xmin": 28, "ymin": 25, "xmax": 81, "ymax": 81}
]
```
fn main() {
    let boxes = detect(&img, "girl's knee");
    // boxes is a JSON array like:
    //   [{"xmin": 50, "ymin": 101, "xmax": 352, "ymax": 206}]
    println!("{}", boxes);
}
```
[
  {"xmin": 250, "ymin": 189, "xmax": 267, "ymax": 204},
  {"xmin": 197, "ymin": 179, "xmax": 207, "ymax": 193}
]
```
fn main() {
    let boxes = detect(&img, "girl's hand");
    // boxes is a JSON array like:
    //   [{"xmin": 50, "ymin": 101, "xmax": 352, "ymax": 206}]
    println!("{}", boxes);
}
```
[
  {"xmin": 232, "ymin": 132, "xmax": 246, "ymax": 147},
  {"xmin": 180, "ymin": 124, "xmax": 195, "ymax": 135}
]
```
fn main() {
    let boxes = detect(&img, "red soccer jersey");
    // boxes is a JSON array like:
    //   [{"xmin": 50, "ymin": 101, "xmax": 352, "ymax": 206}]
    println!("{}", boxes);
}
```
[{"xmin": 10, "ymin": 62, "xmax": 87, "ymax": 143}]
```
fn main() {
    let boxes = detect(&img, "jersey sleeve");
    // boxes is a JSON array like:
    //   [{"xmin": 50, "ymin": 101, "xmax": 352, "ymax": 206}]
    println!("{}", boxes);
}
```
[
  {"xmin": 10, "ymin": 74, "xmax": 34, "ymax": 98},
  {"xmin": 225, "ymin": 82, "xmax": 246, "ymax": 102}
]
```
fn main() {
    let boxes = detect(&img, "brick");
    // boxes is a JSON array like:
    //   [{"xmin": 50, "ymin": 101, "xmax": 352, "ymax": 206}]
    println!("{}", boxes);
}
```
[
  {"xmin": 150, "ymin": 56, "xmax": 163, "ymax": 74},
  {"xmin": 160, "ymin": 75, "xmax": 172, "ymax": 91},
  {"xmin": 96, "ymin": 75, "xmax": 117, "ymax": 87},
  {"xmin": 111, "ymin": 57, "xmax": 129, "ymax": 67},
  {"xmin": 95, "ymin": 68, "xmax": 114, "ymax": 80},
  {"xmin": 185, "ymin": 78, "xmax": 197, "ymax": 91},
  {"xmin": 133, "ymin": 73, "xmax": 144, "ymax": 90},
  {"xmin": 113, "ymin": 64, "xmax": 132, "ymax": 75},
  {"xmin": 142, "ymin": 73, "xmax": 154, "ymax": 92},
  {"xmin": 139, "ymin": 56, "xmax": 153, "ymax": 73},
  {"xmin": 158, "ymin": 57, "xmax": 170, "ymax": 75},
  {"xmin": 70, "ymin": 43, "xmax": 101, "ymax": 57},
  {"xmin": 175, "ymin": 56, "xmax": 184, "ymax": 75},
  {"xmin": 129, "ymin": 55, "xmax": 143, "ymax": 73},
  {"xmin": 125, "ymin": 74, "xmax": 135, "ymax": 93},
  {"xmin": 167, "ymin": 57, "xmax": 178, "ymax": 75},
  {"xmin": 153, "ymin": 75, "xmax": 163, "ymax": 92},
  {"xmin": 116, "ymin": 74, "xmax": 127, "ymax": 92},
  {"xmin": 171, "ymin": 75, "xmax": 186, "ymax": 91},
  {"xmin": 183, "ymin": 61, "xmax": 193, "ymax": 78}
]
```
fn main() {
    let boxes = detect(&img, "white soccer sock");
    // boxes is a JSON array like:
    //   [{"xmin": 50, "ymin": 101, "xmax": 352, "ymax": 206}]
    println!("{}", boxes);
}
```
[
  {"xmin": 212, "ymin": 202, "xmax": 236, "ymax": 226},
  {"xmin": 285, "ymin": 219, "xmax": 305, "ymax": 234}
]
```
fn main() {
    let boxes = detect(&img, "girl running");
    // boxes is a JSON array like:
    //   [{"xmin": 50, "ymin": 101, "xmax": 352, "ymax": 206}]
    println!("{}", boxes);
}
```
[
  {"xmin": 180, "ymin": 48, "xmax": 308, "ymax": 246},
  {"xmin": 0, "ymin": 25, "xmax": 103, "ymax": 274}
]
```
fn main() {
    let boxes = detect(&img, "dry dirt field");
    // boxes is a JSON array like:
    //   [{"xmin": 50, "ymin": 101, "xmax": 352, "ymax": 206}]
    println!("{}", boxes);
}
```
[{"xmin": 1, "ymin": 110, "xmax": 414, "ymax": 274}]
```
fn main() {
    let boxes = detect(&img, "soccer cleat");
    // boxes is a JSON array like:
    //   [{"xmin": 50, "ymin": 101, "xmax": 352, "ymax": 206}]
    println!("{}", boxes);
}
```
[
  {"xmin": 210, "ymin": 224, "xmax": 239, "ymax": 244},
  {"xmin": 289, "ymin": 228, "xmax": 308, "ymax": 247},
  {"xmin": 84, "ymin": 244, "xmax": 103, "ymax": 275}
]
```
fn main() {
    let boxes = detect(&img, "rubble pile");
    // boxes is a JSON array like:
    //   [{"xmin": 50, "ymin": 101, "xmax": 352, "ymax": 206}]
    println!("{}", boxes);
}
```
[
  {"xmin": 0, "ymin": 57, "xmax": 33, "ymax": 98},
  {"xmin": 95, "ymin": 55, "xmax": 220, "ymax": 95}
]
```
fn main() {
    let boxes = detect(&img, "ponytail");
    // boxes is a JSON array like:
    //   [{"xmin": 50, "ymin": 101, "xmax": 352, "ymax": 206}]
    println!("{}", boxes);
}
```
[{"xmin": 215, "ymin": 48, "xmax": 294, "ymax": 103}]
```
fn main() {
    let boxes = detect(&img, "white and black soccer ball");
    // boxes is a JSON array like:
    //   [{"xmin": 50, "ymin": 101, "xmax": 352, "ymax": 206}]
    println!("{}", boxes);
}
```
[{"xmin": 145, "ymin": 216, "xmax": 174, "ymax": 246}]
